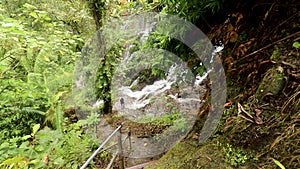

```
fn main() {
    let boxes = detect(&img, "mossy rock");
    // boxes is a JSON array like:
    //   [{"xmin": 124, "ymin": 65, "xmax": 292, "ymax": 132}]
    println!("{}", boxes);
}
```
[
  {"xmin": 255, "ymin": 66, "xmax": 285, "ymax": 101},
  {"xmin": 270, "ymin": 47, "xmax": 281, "ymax": 61},
  {"xmin": 145, "ymin": 139, "xmax": 255, "ymax": 169}
]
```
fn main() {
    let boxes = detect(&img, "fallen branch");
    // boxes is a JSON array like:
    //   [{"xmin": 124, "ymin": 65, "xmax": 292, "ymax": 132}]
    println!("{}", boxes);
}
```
[{"xmin": 239, "ymin": 31, "xmax": 300, "ymax": 61}]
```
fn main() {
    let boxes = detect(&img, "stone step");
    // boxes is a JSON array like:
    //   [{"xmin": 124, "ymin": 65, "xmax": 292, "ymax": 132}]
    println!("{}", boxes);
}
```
[{"xmin": 125, "ymin": 160, "xmax": 157, "ymax": 169}]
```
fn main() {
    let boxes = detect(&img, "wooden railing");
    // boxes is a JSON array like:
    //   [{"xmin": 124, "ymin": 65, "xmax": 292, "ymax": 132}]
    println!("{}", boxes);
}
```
[{"xmin": 80, "ymin": 123, "xmax": 131, "ymax": 169}]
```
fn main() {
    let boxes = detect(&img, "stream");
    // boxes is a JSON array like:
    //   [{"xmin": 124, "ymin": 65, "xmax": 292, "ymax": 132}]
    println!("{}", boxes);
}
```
[{"xmin": 74, "ymin": 13, "xmax": 224, "ymax": 159}]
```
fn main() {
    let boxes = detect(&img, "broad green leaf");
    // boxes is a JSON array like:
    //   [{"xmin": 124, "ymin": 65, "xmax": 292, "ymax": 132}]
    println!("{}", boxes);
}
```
[
  {"xmin": 0, "ymin": 142, "xmax": 10, "ymax": 149},
  {"xmin": 11, "ymin": 29, "xmax": 25, "ymax": 35},
  {"xmin": 43, "ymin": 16, "xmax": 51, "ymax": 21},
  {"xmin": 28, "ymin": 159, "xmax": 39, "ymax": 165},
  {"xmin": 42, "ymin": 55, "xmax": 50, "ymax": 62},
  {"xmin": 53, "ymin": 91, "xmax": 66, "ymax": 102},
  {"xmin": 293, "ymin": 41, "xmax": 300, "ymax": 48},
  {"xmin": 22, "ymin": 135, "xmax": 32, "ymax": 140},
  {"xmin": 19, "ymin": 141, "xmax": 29, "ymax": 148},
  {"xmin": 35, "ymin": 145, "xmax": 44, "ymax": 152},
  {"xmin": 0, "ymin": 155, "xmax": 25, "ymax": 165},
  {"xmin": 29, "ymin": 12, "xmax": 39, "ymax": 19},
  {"xmin": 32, "ymin": 124, "xmax": 40, "ymax": 136},
  {"xmin": 23, "ymin": 3, "xmax": 37, "ymax": 10}
]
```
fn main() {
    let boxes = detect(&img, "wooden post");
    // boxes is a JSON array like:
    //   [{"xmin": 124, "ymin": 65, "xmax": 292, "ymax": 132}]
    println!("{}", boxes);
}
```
[
  {"xmin": 128, "ymin": 130, "xmax": 132, "ymax": 154},
  {"xmin": 118, "ymin": 127, "xmax": 125, "ymax": 169}
]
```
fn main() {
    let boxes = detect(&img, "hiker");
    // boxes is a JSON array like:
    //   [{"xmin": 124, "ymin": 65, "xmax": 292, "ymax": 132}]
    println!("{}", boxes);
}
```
[{"xmin": 120, "ymin": 97, "xmax": 125, "ymax": 109}]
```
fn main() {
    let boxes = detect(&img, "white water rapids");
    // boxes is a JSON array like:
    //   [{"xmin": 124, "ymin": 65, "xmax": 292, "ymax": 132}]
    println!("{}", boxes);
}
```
[{"xmin": 81, "ymin": 14, "xmax": 225, "ymax": 158}]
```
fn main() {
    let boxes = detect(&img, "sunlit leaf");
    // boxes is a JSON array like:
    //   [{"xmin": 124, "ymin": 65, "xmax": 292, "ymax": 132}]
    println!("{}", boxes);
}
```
[
  {"xmin": 0, "ymin": 155, "xmax": 25, "ymax": 165},
  {"xmin": 32, "ymin": 124, "xmax": 40, "ymax": 136},
  {"xmin": 23, "ymin": 3, "xmax": 37, "ymax": 10},
  {"xmin": 272, "ymin": 159, "xmax": 286, "ymax": 169},
  {"xmin": 293, "ymin": 41, "xmax": 300, "ymax": 48},
  {"xmin": 2, "ymin": 23, "xmax": 14, "ymax": 27},
  {"xmin": 11, "ymin": 29, "xmax": 26, "ymax": 35},
  {"xmin": 29, "ymin": 12, "xmax": 39, "ymax": 19},
  {"xmin": 22, "ymin": 135, "xmax": 32, "ymax": 140},
  {"xmin": 42, "ymin": 55, "xmax": 50, "ymax": 62},
  {"xmin": 59, "ymin": 50, "xmax": 65, "ymax": 55}
]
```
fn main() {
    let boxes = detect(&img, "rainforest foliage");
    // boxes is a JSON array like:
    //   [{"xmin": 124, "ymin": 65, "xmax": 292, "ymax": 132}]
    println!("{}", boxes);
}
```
[
  {"xmin": 0, "ymin": 0, "xmax": 299, "ymax": 168},
  {"xmin": 0, "ymin": 0, "xmax": 223, "ymax": 167}
]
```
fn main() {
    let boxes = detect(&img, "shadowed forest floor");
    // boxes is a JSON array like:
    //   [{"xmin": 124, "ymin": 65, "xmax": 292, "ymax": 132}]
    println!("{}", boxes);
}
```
[{"xmin": 145, "ymin": 1, "xmax": 300, "ymax": 168}]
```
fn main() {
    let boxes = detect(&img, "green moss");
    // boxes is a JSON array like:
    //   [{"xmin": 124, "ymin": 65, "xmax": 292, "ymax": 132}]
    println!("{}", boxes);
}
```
[
  {"xmin": 138, "ymin": 113, "xmax": 179, "ymax": 126},
  {"xmin": 270, "ymin": 48, "xmax": 281, "ymax": 61},
  {"xmin": 255, "ymin": 66, "xmax": 285, "ymax": 101},
  {"xmin": 146, "ymin": 140, "xmax": 228, "ymax": 169},
  {"xmin": 221, "ymin": 143, "xmax": 257, "ymax": 167},
  {"xmin": 145, "ymin": 136, "xmax": 259, "ymax": 169}
]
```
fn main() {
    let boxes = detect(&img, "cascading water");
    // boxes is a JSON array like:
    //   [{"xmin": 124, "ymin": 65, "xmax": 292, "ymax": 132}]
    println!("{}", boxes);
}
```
[{"xmin": 74, "ymin": 12, "xmax": 225, "ymax": 159}]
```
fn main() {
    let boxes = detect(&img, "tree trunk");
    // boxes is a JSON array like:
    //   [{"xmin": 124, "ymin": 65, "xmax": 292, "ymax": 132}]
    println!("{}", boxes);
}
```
[
  {"xmin": 87, "ymin": 0, "xmax": 112, "ymax": 114},
  {"xmin": 86, "ymin": 0, "xmax": 105, "ymax": 30}
]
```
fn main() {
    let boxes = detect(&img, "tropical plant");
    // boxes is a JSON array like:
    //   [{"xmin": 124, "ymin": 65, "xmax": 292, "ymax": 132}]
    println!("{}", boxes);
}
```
[{"xmin": 0, "ymin": 123, "xmax": 99, "ymax": 169}]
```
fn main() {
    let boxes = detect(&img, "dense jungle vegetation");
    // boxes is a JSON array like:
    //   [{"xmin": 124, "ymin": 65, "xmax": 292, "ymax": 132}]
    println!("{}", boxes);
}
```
[{"xmin": 0, "ymin": 0, "xmax": 299, "ymax": 168}]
